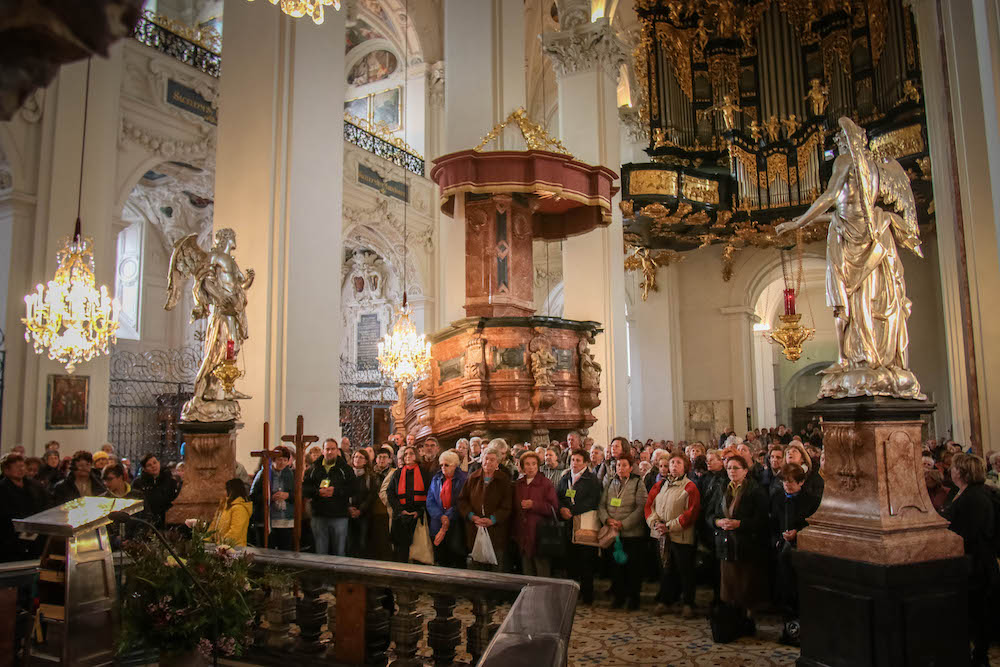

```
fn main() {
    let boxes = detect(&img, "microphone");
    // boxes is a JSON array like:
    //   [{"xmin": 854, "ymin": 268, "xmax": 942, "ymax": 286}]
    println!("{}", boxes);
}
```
[{"xmin": 108, "ymin": 510, "xmax": 132, "ymax": 524}]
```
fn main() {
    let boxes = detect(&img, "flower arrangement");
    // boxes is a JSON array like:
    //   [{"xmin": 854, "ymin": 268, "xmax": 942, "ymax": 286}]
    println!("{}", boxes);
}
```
[{"xmin": 118, "ymin": 525, "xmax": 276, "ymax": 661}]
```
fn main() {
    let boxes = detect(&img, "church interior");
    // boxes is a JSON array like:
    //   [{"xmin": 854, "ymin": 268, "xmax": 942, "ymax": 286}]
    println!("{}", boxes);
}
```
[{"xmin": 2, "ymin": 0, "xmax": 1000, "ymax": 665}]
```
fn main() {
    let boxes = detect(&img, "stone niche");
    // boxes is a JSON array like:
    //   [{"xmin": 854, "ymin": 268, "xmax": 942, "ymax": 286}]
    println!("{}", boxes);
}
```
[{"xmin": 402, "ymin": 316, "xmax": 601, "ymax": 446}]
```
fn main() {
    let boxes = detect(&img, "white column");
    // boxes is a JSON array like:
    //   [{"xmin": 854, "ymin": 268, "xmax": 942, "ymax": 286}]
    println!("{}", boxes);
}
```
[
  {"xmin": 214, "ymin": 0, "xmax": 345, "ymax": 460},
  {"xmin": 437, "ymin": 0, "xmax": 527, "ymax": 326},
  {"xmin": 911, "ymin": 0, "xmax": 1000, "ymax": 451},
  {"xmin": 545, "ymin": 16, "xmax": 630, "ymax": 441},
  {"xmin": 628, "ymin": 264, "xmax": 684, "ymax": 440},
  {"xmin": 720, "ymin": 305, "xmax": 756, "ymax": 436}
]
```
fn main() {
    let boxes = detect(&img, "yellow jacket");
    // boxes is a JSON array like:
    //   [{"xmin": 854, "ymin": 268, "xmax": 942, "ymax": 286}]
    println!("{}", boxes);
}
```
[{"xmin": 208, "ymin": 497, "xmax": 253, "ymax": 547}]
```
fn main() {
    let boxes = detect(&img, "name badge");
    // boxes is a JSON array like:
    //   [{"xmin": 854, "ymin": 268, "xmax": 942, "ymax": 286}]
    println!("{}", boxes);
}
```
[
  {"xmin": 565, "ymin": 489, "xmax": 576, "ymax": 499},
  {"xmin": 319, "ymin": 479, "xmax": 331, "ymax": 489},
  {"xmin": 610, "ymin": 497, "xmax": 622, "ymax": 507}
]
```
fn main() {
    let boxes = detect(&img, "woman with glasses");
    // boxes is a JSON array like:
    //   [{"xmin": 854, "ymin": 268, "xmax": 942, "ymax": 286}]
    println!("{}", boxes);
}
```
[{"xmin": 426, "ymin": 450, "xmax": 469, "ymax": 568}]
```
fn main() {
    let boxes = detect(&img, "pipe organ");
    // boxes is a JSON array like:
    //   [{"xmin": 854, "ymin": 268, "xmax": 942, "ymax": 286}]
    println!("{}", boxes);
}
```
[{"xmin": 623, "ymin": 0, "xmax": 932, "ymax": 277}]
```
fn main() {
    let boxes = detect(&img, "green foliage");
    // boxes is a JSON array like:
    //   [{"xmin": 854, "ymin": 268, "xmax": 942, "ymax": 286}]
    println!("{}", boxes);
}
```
[{"xmin": 118, "ymin": 525, "xmax": 270, "ymax": 659}]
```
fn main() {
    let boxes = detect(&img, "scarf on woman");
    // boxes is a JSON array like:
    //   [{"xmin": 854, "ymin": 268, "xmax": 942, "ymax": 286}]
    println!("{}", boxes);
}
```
[
  {"xmin": 440, "ymin": 476, "xmax": 453, "ymax": 510},
  {"xmin": 396, "ymin": 464, "xmax": 426, "ymax": 505},
  {"xmin": 724, "ymin": 479, "xmax": 744, "ymax": 519}
]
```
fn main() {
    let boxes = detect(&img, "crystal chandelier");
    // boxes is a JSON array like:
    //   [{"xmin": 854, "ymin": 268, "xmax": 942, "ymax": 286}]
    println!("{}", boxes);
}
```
[
  {"xmin": 378, "ymin": 294, "xmax": 432, "ymax": 386},
  {"xmin": 23, "ymin": 59, "xmax": 118, "ymax": 373},
  {"xmin": 377, "ymin": 0, "xmax": 431, "ymax": 387},
  {"xmin": 23, "ymin": 234, "xmax": 119, "ymax": 373},
  {"xmin": 247, "ymin": 0, "xmax": 341, "ymax": 25}
]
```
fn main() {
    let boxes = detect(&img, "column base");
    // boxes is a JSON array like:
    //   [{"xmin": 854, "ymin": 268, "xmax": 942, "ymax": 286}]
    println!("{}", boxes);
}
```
[{"xmin": 793, "ymin": 551, "xmax": 968, "ymax": 667}]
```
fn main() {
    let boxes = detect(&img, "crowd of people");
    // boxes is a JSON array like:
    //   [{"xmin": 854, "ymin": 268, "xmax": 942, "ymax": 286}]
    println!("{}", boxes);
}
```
[{"xmin": 0, "ymin": 425, "xmax": 994, "ymax": 659}]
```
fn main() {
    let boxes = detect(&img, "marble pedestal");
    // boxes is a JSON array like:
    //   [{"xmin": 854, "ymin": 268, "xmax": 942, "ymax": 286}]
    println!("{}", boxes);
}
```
[
  {"xmin": 166, "ymin": 420, "xmax": 240, "ymax": 525},
  {"xmin": 795, "ymin": 397, "xmax": 967, "ymax": 667}
]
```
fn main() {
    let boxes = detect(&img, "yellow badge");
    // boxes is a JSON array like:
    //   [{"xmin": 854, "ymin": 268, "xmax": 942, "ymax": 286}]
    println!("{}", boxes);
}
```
[
  {"xmin": 565, "ymin": 489, "xmax": 576, "ymax": 499},
  {"xmin": 610, "ymin": 497, "xmax": 622, "ymax": 507},
  {"xmin": 319, "ymin": 479, "xmax": 331, "ymax": 489}
]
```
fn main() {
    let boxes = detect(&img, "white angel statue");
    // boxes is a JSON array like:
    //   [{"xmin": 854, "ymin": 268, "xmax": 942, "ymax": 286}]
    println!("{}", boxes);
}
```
[
  {"xmin": 165, "ymin": 228, "xmax": 254, "ymax": 421},
  {"xmin": 777, "ymin": 117, "xmax": 924, "ymax": 400}
]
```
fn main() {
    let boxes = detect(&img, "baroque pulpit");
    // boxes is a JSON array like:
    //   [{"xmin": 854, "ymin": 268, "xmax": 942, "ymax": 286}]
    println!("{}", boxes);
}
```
[{"xmin": 408, "ymin": 109, "xmax": 617, "ymax": 445}]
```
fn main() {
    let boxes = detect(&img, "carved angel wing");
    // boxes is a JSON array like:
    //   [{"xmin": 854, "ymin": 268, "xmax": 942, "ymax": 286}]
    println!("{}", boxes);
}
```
[
  {"xmin": 878, "ymin": 157, "xmax": 922, "ymax": 257},
  {"xmin": 164, "ymin": 234, "xmax": 208, "ymax": 311}
]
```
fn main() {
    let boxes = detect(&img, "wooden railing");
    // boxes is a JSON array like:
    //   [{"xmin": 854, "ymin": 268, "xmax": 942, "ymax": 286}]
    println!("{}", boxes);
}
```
[{"xmin": 234, "ymin": 548, "xmax": 578, "ymax": 667}]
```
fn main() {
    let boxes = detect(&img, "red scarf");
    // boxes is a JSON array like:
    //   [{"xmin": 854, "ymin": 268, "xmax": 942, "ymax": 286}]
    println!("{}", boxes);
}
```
[
  {"xmin": 397, "ymin": 464, "xmax": 426, "ymax": 504},
  {"xmin": 440, "ymin": 476, "xmax": 453, "ymax": 510}
]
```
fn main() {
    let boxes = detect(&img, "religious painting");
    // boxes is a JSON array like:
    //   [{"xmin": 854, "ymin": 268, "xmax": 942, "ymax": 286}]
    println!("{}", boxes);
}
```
[
  {"xmin": 345, "ymin": 19, "xmax": 380, "ymax": 53},
  {"xmin": 347, "ymin": 50, "xmax": 398, "ymax": 87},
  {"xmin": 438, "ymin": 355, "xmax": 465, "ymax": 385},
  {"xmin": 46, "ymin": 374, "xmax": 89, "ymax": 430},
  {"xmin": 344, "ymin": 95, "xmax": 369, "ymax": 121},
  {"xmin": 372, "ymin": 87, "xmax": 402, "ymax": 131}
]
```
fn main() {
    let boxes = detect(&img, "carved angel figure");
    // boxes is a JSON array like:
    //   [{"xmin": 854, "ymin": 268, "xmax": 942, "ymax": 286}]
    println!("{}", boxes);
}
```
[
  {"xmin": 529, "ymin": 337, "xmax": 557, "ymax": 388},
  {"xmin": 776, "ymin": 117, "xmax": 925, "ymax": 400},
  {"xmin": 464, "ymin": 335, "xmax": 486, "ymax": 380},
  {"xmin": 165, "ymin": 228, "xmax": 254, "ymax": 421},
  {"xmin": 764, "ymin": 115, "xmax": 781, "ymax": 143},
  {"xmin": 805, "ymin": 78, "xmax": 829, "ymax": 117},
  {"xmin": 578, "ymin": 338, "xmax": 602, "ymax": 391}
]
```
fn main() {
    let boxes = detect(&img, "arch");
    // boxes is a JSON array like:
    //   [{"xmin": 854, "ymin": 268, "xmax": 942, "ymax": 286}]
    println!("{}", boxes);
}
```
[{"xmin": 738, "ymin": 247, "xmax": 827, "ymax": 315}]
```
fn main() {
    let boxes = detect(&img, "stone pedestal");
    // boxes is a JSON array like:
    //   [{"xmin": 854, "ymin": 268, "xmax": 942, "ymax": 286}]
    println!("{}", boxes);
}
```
[
  {"xmin": 166, "ymin": 420, "xmax": 240, "ymax": 525},
  {"xmin": 795, "ymin": 397, "xmax": 967, "ymax": 667}
]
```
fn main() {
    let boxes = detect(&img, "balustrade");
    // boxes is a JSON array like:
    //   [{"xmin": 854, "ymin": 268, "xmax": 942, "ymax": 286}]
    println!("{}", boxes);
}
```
[{"xmin": 226, "ymin": 548, "xmax": 577, "ymax": 667}]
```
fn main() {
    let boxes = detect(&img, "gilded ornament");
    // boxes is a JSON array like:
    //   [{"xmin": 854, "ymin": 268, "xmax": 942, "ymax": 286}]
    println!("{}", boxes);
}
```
[
  {"xmin": 902, "ymin": 80, "xmax": 921, "ymax": 105},
  {"xmin": 624, "ymin": 245, "xmax": 685, "ymax": 301},
  {"xmin": 869, "ymin": 124, "xmax": 924, "ymax": 160},
  {"xmin": 144, "ymin": 9, "xmax": 222, "ymax": 54},
  {"xmin": 630, "ymin": 169, "xmax": 679, "ymax": 196},
  {"xmin": 345, "ymin": 113, "xmax": 424, "ymax": 160},
  {"xmin": 767, "ymin": 153, "xmax": 788, "ymax": 186},
  {"xmin": 768, "ymin": 313, "xmax": 815, "ymax": 362},
  {"xmin": 681, "ymin": 175, "xmax": 720, "ymax": 204},
  {"xmin": 620, "ymin": 200, "xmax": 635, "ymax": 217},
  {"xmin": 764, "ymin": 115, "xmax": 781, "ymax": 143},
  {"xmin": 473, "ymin": 107, "xmax": 571, "ymax": 156},
  {"xmin": 748, "ymin": 120, "xmax": 762, "ymax": 142},
  {"xmin": 804, "ymin": 79, "xmax": 829, "ymax": 116},
  {"xmin": 775, "ymin": 117, "xmax": 925, "ymax": 400},
  {"xmin": 781, "ymin": 114, "xmax": 800, "ymax": 138}
]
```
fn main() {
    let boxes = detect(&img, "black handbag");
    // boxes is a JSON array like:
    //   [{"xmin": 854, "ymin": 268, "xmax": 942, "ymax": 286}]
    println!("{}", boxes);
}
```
[
  {"xmin": 536, "ymin": 508, "xmax": 569, "ymax": 560},
  {"xmin": 709, "ymin": 601, "xmax": 746, "ymax": 644},
  {"xmin": 445, "ymin": 515, "xmax": 467, "ymax": 557}
]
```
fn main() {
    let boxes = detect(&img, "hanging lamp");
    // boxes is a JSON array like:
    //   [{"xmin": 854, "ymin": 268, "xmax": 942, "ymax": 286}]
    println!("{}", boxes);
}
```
[
  {"xmin": 768, "ymin": 242, "xmax": 814, "ymax": 362},
  {"xmin": 377, "ymin": 0, "xmax": 431, "ymax": 387},
  {"xmin": 247, "ymin": 0, "xmax": 341, "ymax": 25},
  {"xmin": 23, "ymin": 59, "xmax": 119, "ymax": 373}
]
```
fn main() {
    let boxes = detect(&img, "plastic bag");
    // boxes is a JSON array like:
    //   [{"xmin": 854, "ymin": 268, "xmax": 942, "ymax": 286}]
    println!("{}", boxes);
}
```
[
  {"xmin": 612, "ymin": 536, "xmax": 628, "ymax": 565},
  {"xmin": 471, "ymin": 525, "xmax": 498, "ymax": 565}
]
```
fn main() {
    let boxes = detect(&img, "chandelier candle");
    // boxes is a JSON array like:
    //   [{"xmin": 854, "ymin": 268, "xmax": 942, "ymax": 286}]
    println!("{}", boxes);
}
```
[{"xmin": 784, "ymin": 288, "xmax": 796, "ymax": 316}]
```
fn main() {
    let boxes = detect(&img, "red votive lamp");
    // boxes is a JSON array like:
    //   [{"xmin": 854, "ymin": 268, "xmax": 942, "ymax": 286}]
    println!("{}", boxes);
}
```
[
  {"xmin": 226, "ymin": 339, "xmax": 235, "ymax": 361},
  {"xmin": 783, "ymin": 288, "xmax": 796, "ymax": 315}
]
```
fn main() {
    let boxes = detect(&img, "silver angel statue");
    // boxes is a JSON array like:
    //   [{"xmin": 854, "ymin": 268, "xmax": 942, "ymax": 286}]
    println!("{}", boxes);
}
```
[
  {"xmin": 165, "ymin": 228, "xmax": 255, "ymax": 421},
  {"xmin": 776, "ymin": 117, "xmax": 925, "ymax": 400}
]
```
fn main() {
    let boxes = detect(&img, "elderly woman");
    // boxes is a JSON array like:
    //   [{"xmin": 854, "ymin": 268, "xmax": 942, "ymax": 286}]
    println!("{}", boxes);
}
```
[
  {"xmin": 944, "ymin": 454, "xmax": 998, "ymax": 666},
  {"xmin": 513, "ymin": 451, "xmax": 558, "ymax": 577},
  {"xmin": 556, "ymin": 449, "xmax": 601, "ymax": 604},
  {"xmin": 706, "ymin": 452, "xmax": 769, "ymax": 634},
  {"xmin": 646, "ymin": 453, "xmax": 701, "ymax": 617},
  {"xmin": 426, "ymin": 450, "xmax": 469, "ymax": 568},
  {"xmin": 459, "ymin": 446, "xmax": 513, "ymax": 571},
  {"xmin": 386, "ymin": 446, "xmax": 432, "ymax": 563},
  {"xmin": 455, "ymin": 439, "xmax": 472, "ymax": 473},
  {"xmin": 770, "ymin": 441, "xmax": 824, "ymax": 498},
  {"xmin": 598, "ymin": 454, "xmax": 646, "ymax": 609}
]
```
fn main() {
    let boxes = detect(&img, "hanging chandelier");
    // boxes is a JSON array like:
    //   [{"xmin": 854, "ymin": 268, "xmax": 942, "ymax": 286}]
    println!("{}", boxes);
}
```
[
  {"xmin": 23, "ymin": 59, "xmax": 118, "ymax": 373},
  {"xmin": 376, "ymin": 0, "xmax": 430, "ymax": 387},
  {"xmin": 767, "ymin": 245, "xmax": 814, "ymax": 362},
  {"xmin": 247, "ymin": 0, "xmax": 340, "ymax": 25}
]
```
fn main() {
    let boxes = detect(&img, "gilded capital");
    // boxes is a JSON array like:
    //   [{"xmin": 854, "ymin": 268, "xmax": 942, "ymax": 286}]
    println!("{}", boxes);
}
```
[{"xmin": 542, "ymin": 19, "xmax": 628, "ymax": 80}]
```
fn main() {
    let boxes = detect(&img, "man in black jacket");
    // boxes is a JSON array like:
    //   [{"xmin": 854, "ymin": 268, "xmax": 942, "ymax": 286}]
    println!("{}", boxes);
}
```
[
  {"xmin": 303, "ymin": 438, "xmax": 355, "ymax": 556},
  {"xmin": 556, "ymin": 449, "xmax": 601, "ymax": 604},
  {"xmin": 0, "ymin": 454, "xmax": 51, "ymax": 562}
]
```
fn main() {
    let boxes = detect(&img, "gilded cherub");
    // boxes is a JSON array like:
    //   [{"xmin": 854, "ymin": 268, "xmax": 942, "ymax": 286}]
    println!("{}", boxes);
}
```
[
  {"xmin": 805, "ymin": 78, "xmax": 829, "ymax": 116},
  {"xmin": 764, "ymin": 115, "xmax": 781, "ymax": 142}
]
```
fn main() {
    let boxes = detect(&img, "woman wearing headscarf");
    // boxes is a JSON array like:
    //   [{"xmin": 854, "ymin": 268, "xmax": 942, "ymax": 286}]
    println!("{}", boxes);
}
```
[
  {"xmin": 706, "ymin": 452, "xmax": 769, "ymax": 634},
  {"xmin": 386, "ymin": 446, "xmax": 431, "ymax": 562},
  {"xmin": 426, "ymin": 450, "xmax": 469, "ymax": 568},
  {"xmin": 513, "ymin": 450, "xmax": 558, "ymax": 577},
  {"xmin": 598, "ymin": 454, "xmax": 646, "ymax": 609},
  {"xmin": 459, "ymin": 446, "xmax": 513, "ymax": 571}
]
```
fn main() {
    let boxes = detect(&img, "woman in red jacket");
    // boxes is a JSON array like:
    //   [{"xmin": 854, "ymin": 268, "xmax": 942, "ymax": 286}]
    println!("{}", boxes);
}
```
[{"xmin": 513, "ymin": 451, "xmax": 559, "ymax": 577}]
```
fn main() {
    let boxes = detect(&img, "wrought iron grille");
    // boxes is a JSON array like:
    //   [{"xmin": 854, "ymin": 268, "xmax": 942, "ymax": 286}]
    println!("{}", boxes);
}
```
[
  {"xmin": 108, "ymin": 346, "xmax": 201, "ymax": 465},
  {"xmin": 132, "ymin": 15, "xmax": 221, "ymax": 78},
  {"xmin": 339, "ymin": 358, "xmax": 396, "ymax": 449},
  {"xmin": 344, "ymin": 119, "xmax": 425, "ymax": 177}
]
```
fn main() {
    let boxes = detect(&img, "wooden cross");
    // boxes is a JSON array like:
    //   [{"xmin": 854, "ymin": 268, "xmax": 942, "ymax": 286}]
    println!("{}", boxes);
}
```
[
  {"xmin": 250, "ymin": 422, "xmax": 282, "ymax": 549},
  {"xmin": 282, "ymin": 415, "xmax": 319, "ymax": 552}
]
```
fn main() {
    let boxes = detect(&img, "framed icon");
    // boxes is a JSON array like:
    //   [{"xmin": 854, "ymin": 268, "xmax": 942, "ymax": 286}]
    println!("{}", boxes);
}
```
[{"xmin": 46, "ymin": 374, "xmax": 90, "ymax": 429}]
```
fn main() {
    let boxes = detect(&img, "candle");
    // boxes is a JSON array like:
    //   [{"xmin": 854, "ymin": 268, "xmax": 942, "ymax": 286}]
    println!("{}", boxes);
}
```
[
  {"xmin": 783, "ymin": 288, "xmax": 796, "ymax": 316},
  {"xmin": 226, "ymin": 339, "xmax": 235, "ymax": 361}
]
